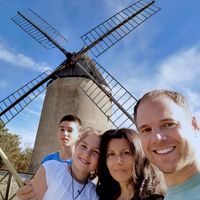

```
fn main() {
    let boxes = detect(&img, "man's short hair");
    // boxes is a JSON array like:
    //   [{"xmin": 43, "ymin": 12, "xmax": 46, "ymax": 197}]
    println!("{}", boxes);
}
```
[{"xmin": 134, "ymin": 89, "xmax": 192, "ymax": 123}]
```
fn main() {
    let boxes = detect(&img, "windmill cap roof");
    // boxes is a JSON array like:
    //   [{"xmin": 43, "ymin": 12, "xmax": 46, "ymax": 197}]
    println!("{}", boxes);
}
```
[{"xmin": 51, "ymin": 55, "xmax": 108, "ymax": 86}]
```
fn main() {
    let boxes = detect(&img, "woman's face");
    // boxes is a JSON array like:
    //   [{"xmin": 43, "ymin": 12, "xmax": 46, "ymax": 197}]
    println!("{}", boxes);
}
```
[{"xmin": 106, "ymin": 138, "xmax": 134, "ymax": 184}]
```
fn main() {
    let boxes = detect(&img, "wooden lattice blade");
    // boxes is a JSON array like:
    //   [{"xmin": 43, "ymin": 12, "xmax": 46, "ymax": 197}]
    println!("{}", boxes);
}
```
[
  {"xmin": 81, "ymin": 0, "xmax": 160, "ymax": 57},
  {"xmin": 77, "ymin": 59, "xmax": 137, "ymax": 129},
  {"xmin": 12, "ymin": 8, "xmax": 70, "ymax": 56},
  {"xmin": 0, "ymin": 70, "xmax": 52, "ymax": 125}
]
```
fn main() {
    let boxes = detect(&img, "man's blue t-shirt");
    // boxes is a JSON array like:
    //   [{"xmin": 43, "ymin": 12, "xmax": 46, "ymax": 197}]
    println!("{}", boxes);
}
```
[{"xmin": 41, "ymin": 151, "xmax": 72, "ymax": 164}]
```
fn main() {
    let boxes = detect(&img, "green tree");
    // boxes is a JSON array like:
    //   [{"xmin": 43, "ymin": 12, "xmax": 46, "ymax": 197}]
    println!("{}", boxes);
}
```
[
  {"xmin": 18, "ymin": 147, "xmax": 33, "ymax": 172},
  {"xmin": 0, "ymin": 121, "xmax": 33, "ymax": 172}
]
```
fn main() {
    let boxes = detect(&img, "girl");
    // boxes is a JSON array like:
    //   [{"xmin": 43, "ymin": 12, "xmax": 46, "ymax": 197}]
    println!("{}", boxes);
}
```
[{"xmin": 17, "ymin": 127, "xmax": 101, "ymax": 200}]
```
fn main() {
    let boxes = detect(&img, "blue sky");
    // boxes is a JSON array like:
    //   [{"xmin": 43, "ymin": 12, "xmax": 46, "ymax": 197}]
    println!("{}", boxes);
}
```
[{"xmin": 0, "ymin": 0, "xmax": 200, "ymax": 149}]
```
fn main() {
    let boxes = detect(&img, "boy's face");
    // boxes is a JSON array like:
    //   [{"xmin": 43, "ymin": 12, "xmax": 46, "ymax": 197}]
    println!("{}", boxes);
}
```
[
  {"xmin": 57, "ymin": 121, "xmax": 79, "ymax": 148},
  {"xmin": 135, "ymin": 96, "xmax": 197, "ymax": 176}
]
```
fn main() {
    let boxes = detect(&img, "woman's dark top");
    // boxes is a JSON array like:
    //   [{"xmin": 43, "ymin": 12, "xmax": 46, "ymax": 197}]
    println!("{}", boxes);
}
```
[
  {"xmin": 144, "ymin": 194, "xmax": 164, "ymax": 200},
  {"xmin": 131, "ymin": 194, "xmax": 164, "ymax": 200}
]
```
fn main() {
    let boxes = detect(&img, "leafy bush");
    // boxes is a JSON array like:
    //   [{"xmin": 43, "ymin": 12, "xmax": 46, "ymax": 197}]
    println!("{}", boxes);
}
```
[{"xmin": 0, "ymin": 121, "xmax": 33, "ymax": 172}]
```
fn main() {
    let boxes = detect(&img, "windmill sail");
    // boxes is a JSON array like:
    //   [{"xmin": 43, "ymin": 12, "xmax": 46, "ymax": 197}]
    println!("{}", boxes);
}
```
[
  {"xmin": 0, "ymin": 70, "xmax": 52, "ymax": 125},
  {"xmin": 81, "ymin": 0, "xmax": 160, "ymax": 57},
  {"xmin": 11, "ymin": 8, "xmax": 70, "ymax": 56},
  {"xmin": 0, "ymin": 57, "xmax": 71, "ymax": 126},
  {"xmin": 76, "ymin": 59, "xmax": 137, "ymax": 128}
]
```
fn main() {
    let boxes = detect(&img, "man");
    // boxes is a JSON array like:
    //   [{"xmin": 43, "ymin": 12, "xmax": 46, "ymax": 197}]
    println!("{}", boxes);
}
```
[
  {"xmin": 41, "ymin": 114, "xmax": 82, "ymax": 164},
  {"xmin": 134, "ymin": 89, "xmax": 200, "ymax": 199}
]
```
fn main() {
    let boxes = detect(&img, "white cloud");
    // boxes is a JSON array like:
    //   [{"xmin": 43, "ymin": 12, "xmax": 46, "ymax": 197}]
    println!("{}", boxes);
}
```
[
  {"xmin": 25, "ymin": 108, "xmax": 41, "ymax": 117},
  {"xmin": 8, "ymin": 124, "xmax": 37, "ymax": 149},
  {"xmin": 18, "ymin": 130, "xmax": 36, "ymax": 149},
  {"xmin": 0, "ymin": 43, "xmax": 52, "ymax": 72},
  {"xmin": 184, "ymin": 89, "xmax": 200, "ymax": 123},
  {"xmin": 102, "ymin": 0, "xmax": 126, "ymax": 10},
  {"xmin": 151, "ymin": 46, "xmax": 200, "ymax": 119},
  {"xmin": 124, "ymin": 45, "xmax": 200, "ymax": 122},
  {"xmin": 156, "ymin": 46, "xmax": 200, "ymax": 88},
  {"xmin": 124, "ymin": 45, "xmax": 200, "ymax": 90}
]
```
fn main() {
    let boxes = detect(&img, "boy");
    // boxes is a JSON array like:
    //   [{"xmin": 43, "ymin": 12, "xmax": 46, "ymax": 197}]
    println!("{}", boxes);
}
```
[{"xmin": 41, "ymin": 114, "xmax": 82, "ymax": 164}]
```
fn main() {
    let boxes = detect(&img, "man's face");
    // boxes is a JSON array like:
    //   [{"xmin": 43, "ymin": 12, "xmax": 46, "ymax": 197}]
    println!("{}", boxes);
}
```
[
  {"xmin": 57, "ymin": 121, "xmax": 79, "ymax": 148},
  {"xmin": 135, "ymin": 96, "xmax": 197, "ymax": 175}
]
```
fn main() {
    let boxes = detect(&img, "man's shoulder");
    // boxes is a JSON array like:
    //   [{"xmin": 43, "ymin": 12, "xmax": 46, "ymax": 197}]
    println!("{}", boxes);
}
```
[{"xmin": 41, "ymin": 151, "xmax": 59, "ymax": 163}]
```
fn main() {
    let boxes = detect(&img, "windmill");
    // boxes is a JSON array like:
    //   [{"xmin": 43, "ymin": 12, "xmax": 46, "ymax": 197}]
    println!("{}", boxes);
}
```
[{"xmin": 0, "ymin": 0, "xmax": 160, "ymax": 172}]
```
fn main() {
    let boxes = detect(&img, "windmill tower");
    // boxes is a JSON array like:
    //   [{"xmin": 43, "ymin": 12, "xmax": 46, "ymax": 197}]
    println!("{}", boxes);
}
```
[
  {"xmin": 29, "ymin": 56, "xmax": 113, "ymax": 172},
  {"xmin": 0, "ymin": 0, "xmax": 160, "ymax": 173}
]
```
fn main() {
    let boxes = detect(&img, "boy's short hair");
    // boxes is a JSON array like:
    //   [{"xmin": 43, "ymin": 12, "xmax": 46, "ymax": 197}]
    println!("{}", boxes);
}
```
[{"xmin": 60, "ymin": 114, "xmax": 82, "ymax": 129}]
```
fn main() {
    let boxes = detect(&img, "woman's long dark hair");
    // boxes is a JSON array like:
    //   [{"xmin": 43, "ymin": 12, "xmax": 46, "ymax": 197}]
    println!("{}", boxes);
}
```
[{"xmin": 96, "ymin": 128, "xmax": 166, "ymax": 200}]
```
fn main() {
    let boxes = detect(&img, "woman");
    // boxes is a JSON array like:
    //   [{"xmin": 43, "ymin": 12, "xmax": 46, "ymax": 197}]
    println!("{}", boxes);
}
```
[
  {"xmin": 17, "ymin": 127, "xmax": 101, "ymax": 200},
  {"xmin": 96, "ymin": 128, "xmax": 166, "ymax": 200}
]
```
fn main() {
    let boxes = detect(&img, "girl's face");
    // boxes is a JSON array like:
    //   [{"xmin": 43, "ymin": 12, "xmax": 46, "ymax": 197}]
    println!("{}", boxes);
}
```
[
  {"xmin": 73, "ymin": 134, "xmax": 100, "ymax": 174},
  {"xmin": 106, "ymin": 138, "xmax": 134, "ymax": 184}
]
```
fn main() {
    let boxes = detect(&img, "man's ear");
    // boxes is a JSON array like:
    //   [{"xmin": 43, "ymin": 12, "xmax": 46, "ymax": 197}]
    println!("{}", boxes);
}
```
[{"xmin": 192, "ymin": 117, "xmax": 200, "ymax": 131}]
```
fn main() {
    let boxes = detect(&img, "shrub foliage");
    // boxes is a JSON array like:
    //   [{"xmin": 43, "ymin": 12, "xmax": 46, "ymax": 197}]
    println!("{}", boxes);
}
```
[{"xmin": 0, "ymin": 121, "xmax": 33, "ymax": 172}]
